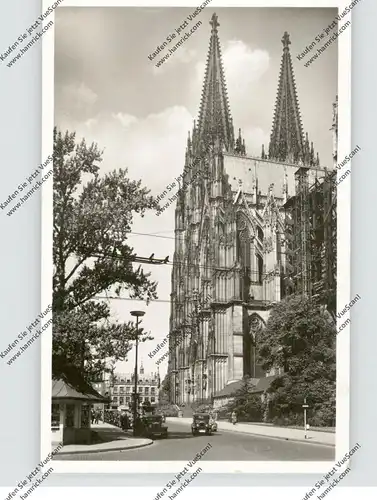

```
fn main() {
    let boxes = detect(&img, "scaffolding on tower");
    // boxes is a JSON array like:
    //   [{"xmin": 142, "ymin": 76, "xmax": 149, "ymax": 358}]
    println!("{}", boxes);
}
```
[{"xmin": 283, "ymin": 167, "xmax": 336, "ymax": 313}]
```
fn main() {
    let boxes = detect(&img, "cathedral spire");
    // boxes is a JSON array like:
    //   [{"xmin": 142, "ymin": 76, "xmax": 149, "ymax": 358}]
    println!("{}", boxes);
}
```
[
  {"xmin": 268, "ymin": 32, "xmax": 306, "ymax": 164},
  {"xmin": 197, "ymin": 13, "xmax": 234, "ymax": 152}
]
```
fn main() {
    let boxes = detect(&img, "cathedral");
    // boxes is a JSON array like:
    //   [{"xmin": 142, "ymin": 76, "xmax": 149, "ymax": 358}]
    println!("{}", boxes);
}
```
[{"xmin": 168, "ymin": 13, "xmax": 337, "ymax": 405}]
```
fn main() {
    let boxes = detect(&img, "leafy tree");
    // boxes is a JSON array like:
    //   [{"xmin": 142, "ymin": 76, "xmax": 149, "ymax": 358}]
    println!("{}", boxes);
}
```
[
  {"xmin": 158, "ymin": 375, "xmax": 171, "ymax": 405},
  {"xmin": 258, "ymin": 295, "xmax": 336, "ymax": 426},
  {"xmin": 226, "ymin": 376, "xmax": 264, "ymax": 422},
  {"xmin": 52, "ymin": 128, "xmax": 158, "ymax": 381}
]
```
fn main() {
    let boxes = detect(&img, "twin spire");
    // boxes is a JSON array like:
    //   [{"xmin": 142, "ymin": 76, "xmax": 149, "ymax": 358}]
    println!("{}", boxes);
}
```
[
  {"xmin": 267, "ymin": 31, "xmax": 319, "ymax": 166},
  {"xmin": 196, "ymin": 13, "xmax": 235, "ymax": 153},
  {"xmin": 195, "ymin": 15, "xmax": 319, "ymax": 166}
]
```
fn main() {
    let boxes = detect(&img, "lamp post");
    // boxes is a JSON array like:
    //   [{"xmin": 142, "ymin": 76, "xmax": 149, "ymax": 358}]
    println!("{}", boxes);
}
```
[
  {"xmin": 302, "ymin": 398, "xmax": 309, "ymax": 439},
  {"xmin": 131, "ymin": 310, "xmax": 145, "ymax": 437},
  {"xmin": 192, "ymin": 289, "xmax": 201, "ymax": 403}
]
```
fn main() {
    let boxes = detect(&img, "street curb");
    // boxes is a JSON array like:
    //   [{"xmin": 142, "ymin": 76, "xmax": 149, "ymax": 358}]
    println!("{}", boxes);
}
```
[
  {"xmin": 216, "ymin": 428, "xmax": 335, "ymax": 447},
  {"xmin": 54, "ymin": 439, "xmax": 153, "ymax": 456},
  {"xmin": 166, "ymin": 419, "xmax": 335, "ymax": 448}
]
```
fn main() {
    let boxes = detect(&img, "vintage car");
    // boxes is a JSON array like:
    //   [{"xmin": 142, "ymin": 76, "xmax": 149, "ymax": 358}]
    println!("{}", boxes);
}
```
[
  {"xmin": 191, "ymin": 413, "xmax": 215, "ymax": 436},
  {"xmin": 137, "ymin": 415, "xmax": 168, "ymax": 439},
  {"xmin": 155, "ymin": 410, "xmax": 166, "ymax": 423}
]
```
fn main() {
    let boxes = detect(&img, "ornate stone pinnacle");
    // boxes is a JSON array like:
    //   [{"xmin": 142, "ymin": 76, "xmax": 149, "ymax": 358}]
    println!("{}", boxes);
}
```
[
  {"xmin": 210, "ymin": 12, "xmax": 220, "ymax": 31},
  {"xmin": 282, "ymin": 31, "xmax": 291, "ymax": 49}
]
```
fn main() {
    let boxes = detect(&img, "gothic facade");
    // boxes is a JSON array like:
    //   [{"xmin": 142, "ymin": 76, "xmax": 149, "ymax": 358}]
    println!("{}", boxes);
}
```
[{"xmin": 168, "ymin": 13, "xmax": 336, "ymax": 404}]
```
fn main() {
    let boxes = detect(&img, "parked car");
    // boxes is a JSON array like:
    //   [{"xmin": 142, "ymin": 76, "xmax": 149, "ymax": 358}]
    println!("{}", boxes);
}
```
[
  {"xmin": 137, "ymin": 415, "xmax": 168, "ymax": 439},
  {"xmin": 191, "ymin": 413, "xmax": 214, "ymax": 436},
  {"xmin": 155, "ymin": 410, "xmax": 166, "ymax": 423}
]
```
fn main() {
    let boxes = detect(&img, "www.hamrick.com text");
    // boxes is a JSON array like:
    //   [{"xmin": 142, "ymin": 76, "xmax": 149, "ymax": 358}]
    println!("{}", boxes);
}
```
[
  {"xmin": 148, "ymin": 0, "xmax": 212, "ymax": 68},
  {"xmin": 0, "ymin": 155, "xmax": 53, "ymax": 217},
  {"xmin": 0, "ymin": 0, "xmax": 66, "ymax": 68},
  {"xmin": 0, "ymin": 304, "xmax": 52, "ymax": 366},
  {"xmin": 4, "ymin": 442, "xmax": 63, "ymax": 500}
]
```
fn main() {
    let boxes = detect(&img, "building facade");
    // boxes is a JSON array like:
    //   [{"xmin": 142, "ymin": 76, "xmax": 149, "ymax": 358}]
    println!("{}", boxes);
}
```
[
  {"xmin": 109, "ymin": 364, "xmax": 160, "ymax": 409},
  {"xmin": 168, "ymin": 13, "xmax": 337, "ymax": 404},
  {"xmin": 92, "ymin": 379, "xmax": 111, "ymax": 412}
]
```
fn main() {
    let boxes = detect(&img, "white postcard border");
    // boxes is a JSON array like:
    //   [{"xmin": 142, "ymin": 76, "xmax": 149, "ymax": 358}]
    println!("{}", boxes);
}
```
[{"xmin": 41, "ymin": 0, "xmax": 352, "ymax": 474}]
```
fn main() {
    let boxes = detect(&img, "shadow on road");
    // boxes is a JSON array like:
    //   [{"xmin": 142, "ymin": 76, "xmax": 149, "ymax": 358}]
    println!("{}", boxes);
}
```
[
  {"xmin": 166, "ymin": 430, "xmax": 219, "ymax": 440},
  {"xmin": 92, "ymin": 427, "xmax": 130, "ymax": 443},
  {"xmin": 120, "ymin": 429, "xmax": 203, "ymax": 441},
  {"xmin": 162, "ymin": 430, "xmax": 194, "ymax": 440}
]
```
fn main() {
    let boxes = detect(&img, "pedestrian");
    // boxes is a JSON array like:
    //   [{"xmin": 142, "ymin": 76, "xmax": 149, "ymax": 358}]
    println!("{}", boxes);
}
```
[
  {"xmin": 231, "ymin": 411, "xmax": 237, "ymax": 425},
  {"xmin": 91, "ymin": 408, "xmax": 95, "ymax": 424},
  {"xmin": 95, "ymin": 409, "xmax": 100, "ymax": 424},
  {"xmin": 120, "ymin": 411, "xmax": 129, "ymax": 431}
]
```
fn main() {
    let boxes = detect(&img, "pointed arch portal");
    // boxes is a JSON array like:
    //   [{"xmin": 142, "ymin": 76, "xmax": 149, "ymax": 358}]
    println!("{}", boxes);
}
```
[{"xmin": 243, "ymin": 313, "xmax": 266, "ymax": 378}]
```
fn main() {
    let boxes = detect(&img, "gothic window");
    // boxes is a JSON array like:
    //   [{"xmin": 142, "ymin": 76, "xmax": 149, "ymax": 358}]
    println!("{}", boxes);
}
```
[
  {"xmin": 185, "ymin": 345, "xmax": 191, "ymax": 365},
  {"xmin": 257, "ymin": 226, "xmax": 264, "ymax": 242},
  {"xmin": 200, "ymin": 218, "xmax": 210, "ymax": 273},
  {"xmin": 236, "ymin": 213, "xmax": 252, "ymax": 299},
  {"xmin": 249, "ymin": 314, "xmax": 265, "ymax": 341},
  {"xmin": 256, "ymin": 254, "xmax": 263, "ymax": 284},
  {"xmin": 179, "ymin": 347, "xmax": 184, "ymax": 366},
  {"xmin": 215, "ymin": 222, "xmax": 224, "ymax": 265},
  {"xmin": 236, "ymin": 214, "xmax": 251, "ymax": 267},
  {"xmin": 276, "ymin": 231, "xmax": 281, "ymax": 264},
  {"xmin": 205, "ymin": 246, "xmax": 211, "ymax": 279}
]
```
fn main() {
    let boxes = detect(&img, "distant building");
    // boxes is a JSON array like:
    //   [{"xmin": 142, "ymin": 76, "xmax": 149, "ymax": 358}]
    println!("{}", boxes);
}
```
[
  {"xmin": 92, "ymin": 378, "xmax": 111, "ymax": 412},
  {"xmin": 92, "ymin": 380, "xmax": 109, "ymax": 397},
  {"xmin": 109, "ymin": 363, "xmax": 160, "ymax": 409}
]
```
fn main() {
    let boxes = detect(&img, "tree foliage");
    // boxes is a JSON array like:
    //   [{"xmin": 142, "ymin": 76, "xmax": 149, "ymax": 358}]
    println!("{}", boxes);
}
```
[
  {"xmin": 161, "ymin": 374, "xmax": 171, "ymax": 395},
  {"xmin": 52, "ymin": 128, "xmax": 158, "ymax": 381},
  {"xmin": 258, "ymin": 295, "xmax": 336, "ymax": 426},
  {"xmin": 226, "ymin": 376, "xmax": 264, "ymax": 422},
  {"xmin": 158, "ymin": 375, "xmax": 171, "ymax": 405}
]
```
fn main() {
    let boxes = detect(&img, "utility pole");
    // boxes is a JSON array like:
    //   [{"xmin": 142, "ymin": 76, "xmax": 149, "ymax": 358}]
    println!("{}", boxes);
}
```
[{"xmin": 131, "ymin": 310, "xmax": 145, "ymax": 437}]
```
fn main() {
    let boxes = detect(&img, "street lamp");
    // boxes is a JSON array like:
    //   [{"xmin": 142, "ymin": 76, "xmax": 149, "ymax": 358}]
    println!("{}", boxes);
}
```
[
  {"xmin": 131, "ymin": 310, "xmax": 145, "ymax": 436},
  {"xmin": 302, "ymin": 398, "xmax": 310, "ymax": 439}
]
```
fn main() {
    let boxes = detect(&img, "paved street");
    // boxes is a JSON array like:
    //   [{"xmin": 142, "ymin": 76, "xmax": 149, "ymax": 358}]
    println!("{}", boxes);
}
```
[{"xmin": 56, "ymin": 420, "xmax": 334, "ymax": 461}]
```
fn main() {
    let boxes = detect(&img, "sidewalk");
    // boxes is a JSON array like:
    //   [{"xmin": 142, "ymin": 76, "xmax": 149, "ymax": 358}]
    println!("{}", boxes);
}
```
[
  {"xmin": 52, "ymin": 422, "xmax": 153, "ymax": 456},
  {"xmin": 167, "ymin": 417, "xmax": 335, "ymax": 447}
]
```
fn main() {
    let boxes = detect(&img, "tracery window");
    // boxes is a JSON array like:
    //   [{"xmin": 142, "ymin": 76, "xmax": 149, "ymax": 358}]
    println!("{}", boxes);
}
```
[
  {"xmin": 257, "ymin": 254, "xmax": 263, "ymax": 284},
  {"xmin": 236, "ymin": 213, "xmax": 251, "ymax": 267},
  {"xmin": 236, "ymin": 213, "xmax": 251, "ymax": 298}
]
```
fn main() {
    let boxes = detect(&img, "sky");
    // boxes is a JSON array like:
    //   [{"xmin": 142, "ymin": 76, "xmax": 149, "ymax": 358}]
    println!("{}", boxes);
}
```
[{"xmin": 54, "ymin": 6, "xmax": 338, "ymax": 380}]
